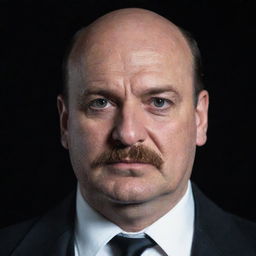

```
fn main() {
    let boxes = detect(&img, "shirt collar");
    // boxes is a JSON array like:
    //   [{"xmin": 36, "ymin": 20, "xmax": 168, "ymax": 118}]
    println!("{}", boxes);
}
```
[
  {"xmin": 75, "ymin": 181, "xmax": 194, "ymax": 256},
  {"xmin": 145, "ymin": 181, "xmax": 194, "ymax": 255},
  {"xmin": 75, "ymin": 185, "xmax": 122, "ymax": 256}
]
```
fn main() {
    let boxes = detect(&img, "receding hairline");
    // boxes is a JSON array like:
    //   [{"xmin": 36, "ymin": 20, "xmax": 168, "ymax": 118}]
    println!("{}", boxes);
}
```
[
  {"xmin": 62, "ymin": 8, "xmax": 204, "ymax": 104},
  {"xmin": 68, "ymin": 8, "xmax": 190, "ymax": 68}
]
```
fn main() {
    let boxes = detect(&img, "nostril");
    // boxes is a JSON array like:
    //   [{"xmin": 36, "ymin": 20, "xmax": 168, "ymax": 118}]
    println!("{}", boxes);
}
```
[{"xmin": 115, "ymin": 140, "xmax": 127, "ymax": 149}]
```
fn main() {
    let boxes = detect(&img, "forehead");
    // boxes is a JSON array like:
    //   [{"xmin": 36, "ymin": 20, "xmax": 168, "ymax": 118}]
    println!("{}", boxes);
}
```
[
  {"xmin": 83, "ymin": 23, "xmax": 191, "ymax": 67},
  {"xmin": 67, "ymin": 16, "xmax": 194, "ymax": 97},
  {"xmin": 84, "ymin": 47, "xmax": 172, "ymax": 77}
]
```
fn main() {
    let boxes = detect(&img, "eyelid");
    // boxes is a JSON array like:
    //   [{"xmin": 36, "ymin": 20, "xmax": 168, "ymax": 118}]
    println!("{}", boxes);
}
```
[{"xmin": 82, "ymin": 91, "xmax": 120, "ymax": 105}]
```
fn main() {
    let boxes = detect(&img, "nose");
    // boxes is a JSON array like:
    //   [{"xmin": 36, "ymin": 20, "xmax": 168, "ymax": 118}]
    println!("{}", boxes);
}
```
[{"xmin": 111, "ymin": 103, "xmax": 147, "ymax": 146}]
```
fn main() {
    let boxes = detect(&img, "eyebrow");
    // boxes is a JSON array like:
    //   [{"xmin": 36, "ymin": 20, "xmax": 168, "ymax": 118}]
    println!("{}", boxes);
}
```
[
  {"xmin": 142, "ymin": 85, "xmax": 180, "ymax": 97},
  {"xmin": 80, "ymin": 88, "xmax": 120, "ymax": 101},
  {"xmin": 78, "ymin": 84, "xmax": 181, "ymax": 103}
]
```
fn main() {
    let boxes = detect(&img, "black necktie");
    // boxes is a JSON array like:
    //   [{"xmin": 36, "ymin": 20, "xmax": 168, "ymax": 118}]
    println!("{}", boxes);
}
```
[{"xmin": 109, "ymin": 234, "xmax": 156, "ymax": 256}]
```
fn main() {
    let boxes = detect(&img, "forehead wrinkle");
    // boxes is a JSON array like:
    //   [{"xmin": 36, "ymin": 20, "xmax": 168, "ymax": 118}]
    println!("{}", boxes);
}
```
[
  {"xmin": 126, "ymin": 50, "xmax": 163, "ymax": 70},
  {"xmin": 83, "ymin": 47, "xmax": 169, "ymax": 83}
]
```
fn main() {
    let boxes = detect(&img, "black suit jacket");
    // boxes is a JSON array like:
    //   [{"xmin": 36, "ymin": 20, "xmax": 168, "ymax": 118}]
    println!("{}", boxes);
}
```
[{"xmin": 1, "ymin": 184, "xmax": 256, "ymax": 256}]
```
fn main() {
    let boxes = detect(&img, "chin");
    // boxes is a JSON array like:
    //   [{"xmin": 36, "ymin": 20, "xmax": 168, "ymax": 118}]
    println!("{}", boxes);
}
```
[{"xmin": 97, "ymin": 176, "xmax": 165, "ymax": 205}]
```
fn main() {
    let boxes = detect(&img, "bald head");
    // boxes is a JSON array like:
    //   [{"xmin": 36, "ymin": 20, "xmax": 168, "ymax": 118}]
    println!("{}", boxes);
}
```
[{"xmin": 63, "ymin": 8, "xmax": 203, "ymax": 103}]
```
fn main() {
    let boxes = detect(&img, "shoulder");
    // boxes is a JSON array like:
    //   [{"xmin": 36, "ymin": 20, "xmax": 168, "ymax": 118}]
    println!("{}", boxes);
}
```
[
  {"xmin": 0, "ymin": 217, "xmax": 39, "ymax": 255},
  {"xmin": 192, "ymin": 183, "xmax": 256, "ymax": 255},
  {"xmin": 0, "ymin": 191, "xmax": 76, "ymax": 256}
]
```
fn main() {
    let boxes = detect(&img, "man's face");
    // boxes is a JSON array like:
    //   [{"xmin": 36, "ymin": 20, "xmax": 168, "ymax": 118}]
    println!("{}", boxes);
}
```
[{"xmin": 58, "ymin": 24, "xmax": 208, "ymax": 210}]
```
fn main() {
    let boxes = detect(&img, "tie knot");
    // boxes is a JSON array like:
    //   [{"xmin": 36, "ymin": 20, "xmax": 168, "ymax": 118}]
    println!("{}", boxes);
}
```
[{"xmin": 109, "ymin": 234, "xmax": 156, "ymax": 256}]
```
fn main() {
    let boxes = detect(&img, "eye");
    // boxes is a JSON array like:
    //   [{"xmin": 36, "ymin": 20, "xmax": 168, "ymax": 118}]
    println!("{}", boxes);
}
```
[
  {"xmin": 151, "ymin": 97, "xmax": 171, "ymax": 108},
  {"xmin": 89, "ymin": 98, "xmax": 111, "ymax": 109}
]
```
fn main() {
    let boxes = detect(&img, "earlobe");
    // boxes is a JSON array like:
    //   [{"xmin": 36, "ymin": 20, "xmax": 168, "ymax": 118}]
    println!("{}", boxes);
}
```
[
  {"xmin": 195, "ymin": 90, "xmax": 209, "ymax": 146},
  {"xmin": 57, "ymin": 95, "xmax": 69, "ymax": 149}
]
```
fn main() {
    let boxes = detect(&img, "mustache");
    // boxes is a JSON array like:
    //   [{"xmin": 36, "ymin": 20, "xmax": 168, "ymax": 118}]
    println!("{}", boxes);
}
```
[{"xmin": 91, "ymin": 145, "xmax": 163, "ymax": 169}]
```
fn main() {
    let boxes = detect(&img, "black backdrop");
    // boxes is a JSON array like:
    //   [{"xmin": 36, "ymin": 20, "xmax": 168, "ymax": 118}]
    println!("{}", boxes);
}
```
[{"xmin": 1, "ymin": 0, "xmax": 256, "ymax": 228}]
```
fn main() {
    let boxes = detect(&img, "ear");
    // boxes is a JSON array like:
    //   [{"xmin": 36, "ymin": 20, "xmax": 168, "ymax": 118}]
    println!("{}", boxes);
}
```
[
  {"xmin": 57, "ymin": 95, "xmax": 69, "ymax": 149},
  {"xmin": 195, "ymin": 90, "xmax": 209, "ymax": 146}
]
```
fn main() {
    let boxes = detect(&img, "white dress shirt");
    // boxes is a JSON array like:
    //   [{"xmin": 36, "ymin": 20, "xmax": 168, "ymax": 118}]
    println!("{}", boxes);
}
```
[{"xmin": 74, "ymin": 181, "xmax": 194, "ymax": 256}]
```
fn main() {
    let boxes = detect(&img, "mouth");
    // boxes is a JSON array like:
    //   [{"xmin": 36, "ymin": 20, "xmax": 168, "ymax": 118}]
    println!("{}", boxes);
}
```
[
  {"xmin": 106, "ymin": 160, "xmax": 153, "ymax": 169},
  {"xmin": 105, "ymin": 162, "xmax": 153, "ymax": 177},
  {"xmin": 106, "ymin": 158, "xmax": 151, "ymax": 165}
]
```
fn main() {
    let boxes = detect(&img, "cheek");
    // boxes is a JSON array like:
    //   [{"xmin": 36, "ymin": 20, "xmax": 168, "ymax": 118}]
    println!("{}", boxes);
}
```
[
  {"xmin": 150, "ymin": 111, "xmax": 196, "ymax": 147},
  {"xmin": 67, "ymin": 114, "xmax": 115, "ymax": 188},
  {"xmin": 149, "ymin": 112, "xmax": 197, "ymax": 172},
  {"xmin": 68, "ymin": 114, "xmax": 112, "ymax": 165}
]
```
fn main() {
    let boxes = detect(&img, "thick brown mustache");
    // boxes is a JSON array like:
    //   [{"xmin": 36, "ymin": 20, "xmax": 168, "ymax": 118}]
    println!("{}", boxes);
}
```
[{"xmin": 91, "ymin": 145, "xmax": 163, "ymax": 169}]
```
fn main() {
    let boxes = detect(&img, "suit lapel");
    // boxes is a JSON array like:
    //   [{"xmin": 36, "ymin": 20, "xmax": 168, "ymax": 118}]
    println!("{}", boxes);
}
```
[
  {"xmin": 49, "ymin": 229, "xmax": 74, "ymax": 256},
  {"xmin": 191, "ymin": 225, "xmax": 223, "ymax": 256},
  {"xmin": 190, "ymin": 184, "xmax": 223, "ymax": 256}
]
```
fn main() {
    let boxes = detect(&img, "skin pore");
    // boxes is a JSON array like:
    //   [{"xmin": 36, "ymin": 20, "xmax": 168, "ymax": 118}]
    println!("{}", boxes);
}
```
[{"xmin": 57, "ymin": 8, "xmax": 209, "ymax": 231}]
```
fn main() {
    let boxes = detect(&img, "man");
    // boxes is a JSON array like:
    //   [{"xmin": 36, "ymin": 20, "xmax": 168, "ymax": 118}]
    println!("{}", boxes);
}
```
[{"xmin": 1, "ymin": 8, "xmax": 255, "ymax": 256}]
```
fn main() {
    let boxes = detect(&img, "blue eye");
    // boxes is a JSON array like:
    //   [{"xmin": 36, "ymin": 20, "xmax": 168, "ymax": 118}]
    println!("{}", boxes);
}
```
[
  {"xmin": 89, "ymin": 98, "xmax": 109, "ymax": 109},
  {"xmin": 152, "ymin": 98, "xmax": 168, "ymax": 108}
]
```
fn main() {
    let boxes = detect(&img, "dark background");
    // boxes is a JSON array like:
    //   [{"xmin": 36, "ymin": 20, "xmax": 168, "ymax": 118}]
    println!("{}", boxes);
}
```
[{"xmin": 1, "ymin": 0, "xmax": 256, "ymax": 228}]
